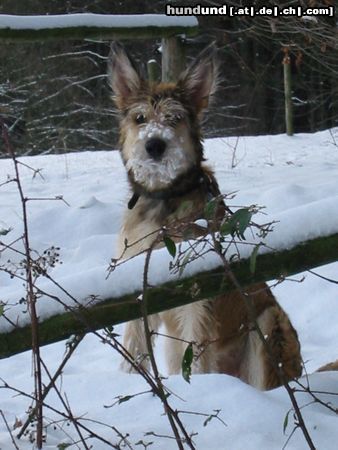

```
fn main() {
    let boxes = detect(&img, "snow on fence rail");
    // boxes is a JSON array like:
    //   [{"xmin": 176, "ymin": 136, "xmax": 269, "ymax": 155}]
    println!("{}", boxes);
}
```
[{"xmin": 0, "ymin": 13, "xmax": 198, "ymax": 40}]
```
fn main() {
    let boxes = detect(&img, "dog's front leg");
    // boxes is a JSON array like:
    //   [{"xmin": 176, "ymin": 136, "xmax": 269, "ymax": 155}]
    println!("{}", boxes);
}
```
[
  {"xmin": 120, "ymin": 314, "xmax": 161, "ymax": 373},
  {"xmin": 162, "ymin": 301, "xmax": 218, "ymax": 375}
]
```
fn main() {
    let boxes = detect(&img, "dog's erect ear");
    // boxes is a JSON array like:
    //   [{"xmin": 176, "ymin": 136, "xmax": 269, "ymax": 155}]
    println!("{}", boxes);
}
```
[
  {"xmin": 108, "ymin": 42, "xmax": 142, "ymax": 109},
  {"xmin": 178, "ymin": 44, "xmax": 220, "ymax": 113}
]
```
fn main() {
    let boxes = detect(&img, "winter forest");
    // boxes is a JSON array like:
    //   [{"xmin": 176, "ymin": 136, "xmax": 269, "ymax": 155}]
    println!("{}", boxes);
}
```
[
  {"xmin": 0, "ymin": 0, "xmax": 336, "ymax": 155},
  {"xmin": 0, "ymin": 1, "xmax": 338, "ymax": 449}
]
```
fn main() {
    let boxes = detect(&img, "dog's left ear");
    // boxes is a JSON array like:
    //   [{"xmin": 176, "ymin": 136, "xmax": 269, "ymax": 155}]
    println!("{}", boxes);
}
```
[{"xmin": 178, "ymin": 44, "xmax": 220, "ymax": 113}]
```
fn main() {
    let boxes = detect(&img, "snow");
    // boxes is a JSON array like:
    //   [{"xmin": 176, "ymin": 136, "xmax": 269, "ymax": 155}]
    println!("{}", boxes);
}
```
[
  {"xmin": 1, "ymin": 129, "xmax": 338, "ymax": 448},
  {"xmin": 0, "ymin": 13, "xmax": 198, "ymax": 30},
  {"xmin": 1, "ymin": 131, "xmax": 338, "ymax": 333}
]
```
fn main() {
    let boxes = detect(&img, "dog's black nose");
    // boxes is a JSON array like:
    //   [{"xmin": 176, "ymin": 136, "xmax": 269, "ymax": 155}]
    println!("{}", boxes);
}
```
[{"xmin": 145, "ymin": 137, "xmax": 166, "ymax": 160}]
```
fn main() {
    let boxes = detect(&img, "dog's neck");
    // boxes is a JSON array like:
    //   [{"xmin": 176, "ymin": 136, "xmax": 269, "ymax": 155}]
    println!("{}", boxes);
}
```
[{"xmin": 127, "ymin": 165, "xmax": 215, "ymax": 210}]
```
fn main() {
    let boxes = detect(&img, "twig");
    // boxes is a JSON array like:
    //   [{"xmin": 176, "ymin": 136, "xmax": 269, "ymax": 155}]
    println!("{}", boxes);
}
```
[
  {"xmin": 1, "ymin": 379, "xmax": 121, "ymax": 449},
  {"xmin": 16, "ymin": 160, "xmax": 44, "ymax": 180},
  {"xmin": 0, "ymin": 410, "xmax": 20, "ymax": 450},
  {"xmin": 1, "ymin": 119, "xmax": 44, "ymax": 449},
  {"xmin": 308, "ymin": 269, "xmax": 338, "ymax": 285},
  {"xmin": 294, "ymin": 380, "xmax": 338, "ymax": 415},
  {"xmin": 212, "ymin": 234, "xmax": 316, "ymax": 450},
  {"xmin": 177, "ymin": 409, "xmax": 227, "ymax": 427},
  {"xmin": 17, "ymin": 334, "xmax": 84, "ymax": 439},
  {"xmin": 141, "ymin": 245, "xmax": 195, "ymax": 450}
]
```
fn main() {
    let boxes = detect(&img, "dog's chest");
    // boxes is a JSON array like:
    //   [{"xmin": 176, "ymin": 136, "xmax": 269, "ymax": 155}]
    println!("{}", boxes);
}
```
[{"xmin": 117, "ymin": 194, "xmax": 205, "ymax": 259}]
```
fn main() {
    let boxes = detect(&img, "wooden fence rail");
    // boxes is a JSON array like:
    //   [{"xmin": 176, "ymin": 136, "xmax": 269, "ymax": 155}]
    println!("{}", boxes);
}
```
[{"xmin": 0, "ymin": 14, "xmax": 198, "ymax": 41}]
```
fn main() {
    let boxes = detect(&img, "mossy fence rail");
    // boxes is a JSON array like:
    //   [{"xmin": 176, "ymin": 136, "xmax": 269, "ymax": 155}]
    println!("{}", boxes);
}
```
[{"xmin": 1, "ymin": 232, "xmax": 338, "ymax": 358}]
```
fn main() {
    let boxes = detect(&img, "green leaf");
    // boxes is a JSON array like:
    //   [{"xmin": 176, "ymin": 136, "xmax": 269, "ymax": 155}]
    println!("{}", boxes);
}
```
[
  {"xmin": 182, "ymin": 343, "xmax": 193, "ymax": 383},
  {"xmin": 0, "ymin": 304, "xmax": 4, "ymax": 317},
  {"xmin": 57, "ymin": 444, "xmax": 71, "ymax": 450},
  {"xmin": 204, "ymin": 199, "xmax": 217, "ymax": 220},
  {"xmin": 118, "ymin": 395, "xmax": 133, "ymax": 404},
  {"xmin": 163, "ymin": 236, "xmax": 176, "ymax": 258},
  {"xmin": 203, "ymin": 415, "xmax": 213, "ymax": 427},
  {"xmin": 221, "ymin": 208, "xmax": 252, "ymax": 240},
  {"xmin": 220, "ymin": 220, "xmax": 233, "ymax": 236},
  {"xmin": 135, "ymin": 440, "xmax": 154, "ymax": 447},
  {"xmin": 283, "ymin": 409, "xmax": 292, "ymax": 434},
  {"xmin": 229, "ymin": 253, "xmax": 239, "ymax": 263},
  {"xmin": 250, "ymin": 244, "xmax": 261, "ymax": 274},
  {"xmin": 0, "ymin": 227, "xmax": 12, "ymax": 236},
  {"xmin": 233, "ymin": 208, "xmax": 252, "ymax": 239},
  {"xmin": 178, "ymin": 250, "xmax": 192, "ymax": 277}
]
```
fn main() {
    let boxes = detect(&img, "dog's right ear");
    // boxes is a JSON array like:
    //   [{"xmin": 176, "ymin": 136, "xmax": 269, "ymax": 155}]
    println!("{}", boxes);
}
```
[{"xmin": 108, "ymin": 42, "xmax": 142, "ymax": 109}]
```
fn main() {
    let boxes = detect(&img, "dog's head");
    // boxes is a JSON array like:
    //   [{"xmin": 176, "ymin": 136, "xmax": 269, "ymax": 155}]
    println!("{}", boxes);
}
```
[{"xmin": 108, "ymin": 42, "xmax": 219, "ymax": 193}]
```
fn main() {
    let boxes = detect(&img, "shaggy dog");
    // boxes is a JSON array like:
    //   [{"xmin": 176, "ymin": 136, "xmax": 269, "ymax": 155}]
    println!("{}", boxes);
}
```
[{"xmin": 108, "ymin": 42, "xmax": 302, "ymax": 389}]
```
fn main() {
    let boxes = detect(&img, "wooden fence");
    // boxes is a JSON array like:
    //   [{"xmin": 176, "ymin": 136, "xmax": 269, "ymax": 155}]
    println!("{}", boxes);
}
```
[{"xmin": 0, "ymin": 13, "xmax": 199, "ymax": 81}]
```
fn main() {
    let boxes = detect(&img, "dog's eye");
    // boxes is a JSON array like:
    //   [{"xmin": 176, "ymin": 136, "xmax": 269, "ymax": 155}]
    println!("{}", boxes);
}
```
[
  {"xmin": 165, "ymin": 113, "xmax": 183, "ymax": 126},
  {"xmin": 135, "ymin": 113, "xmax": 146, "ymax": 125}
]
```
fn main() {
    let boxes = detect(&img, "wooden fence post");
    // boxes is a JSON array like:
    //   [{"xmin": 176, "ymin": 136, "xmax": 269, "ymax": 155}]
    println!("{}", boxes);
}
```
[
  {"xmin": 147, "ymin": 59, "xmax": 161, "ymax": 82},
  {"xmin": 283, "ymin": 47, "xmax": 294, "ymax": 136},
  {"xmin": 161, "ymin": 36, "xmax": 186, "ymax": 82}
]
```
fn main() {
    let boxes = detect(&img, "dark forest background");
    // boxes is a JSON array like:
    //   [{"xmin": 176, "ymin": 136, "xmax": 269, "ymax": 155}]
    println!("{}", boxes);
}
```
[{"xmin": 0, "ymin": 0, "xmax": 336, "ymax": 155}]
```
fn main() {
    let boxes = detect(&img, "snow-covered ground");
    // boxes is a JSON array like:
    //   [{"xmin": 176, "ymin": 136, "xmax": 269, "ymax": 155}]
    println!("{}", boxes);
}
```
[{"xmin": 1, "ymin": 129, "xmax": 338, "ymax": 449}]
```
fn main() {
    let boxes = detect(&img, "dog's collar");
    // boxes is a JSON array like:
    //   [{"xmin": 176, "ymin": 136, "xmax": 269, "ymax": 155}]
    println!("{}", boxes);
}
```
[
  {"xmin": 127, "ymin": 166, "xmax": 214, "ymax": 210},
  {"xmin": 128, "ymin": 192, "xmax": 140, "ymax": 209}
]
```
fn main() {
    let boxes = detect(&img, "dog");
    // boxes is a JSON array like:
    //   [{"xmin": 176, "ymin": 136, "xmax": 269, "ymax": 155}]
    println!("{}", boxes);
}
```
[{"xmin": 108, "ymin": 42, "xmax": 302, "ymax": 390}]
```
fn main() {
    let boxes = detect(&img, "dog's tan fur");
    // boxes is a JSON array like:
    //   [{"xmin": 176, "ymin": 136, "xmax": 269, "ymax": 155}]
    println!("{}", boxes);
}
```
[{"xmin": 108, "ymin": 43, "xmax": 302, "ymax": 389}]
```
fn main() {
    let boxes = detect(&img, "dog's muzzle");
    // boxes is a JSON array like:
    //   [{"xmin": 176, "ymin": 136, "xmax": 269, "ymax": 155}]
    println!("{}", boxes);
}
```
[{"xmin": 145, "ymin": 137, "xmax": 167, "ymax": 160}]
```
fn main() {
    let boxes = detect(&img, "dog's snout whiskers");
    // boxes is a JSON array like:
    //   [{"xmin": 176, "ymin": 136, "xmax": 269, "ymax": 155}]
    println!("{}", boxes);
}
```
[{"xmin": 145, "ymin": 137, "xmax": 167, "ymax": 160}]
